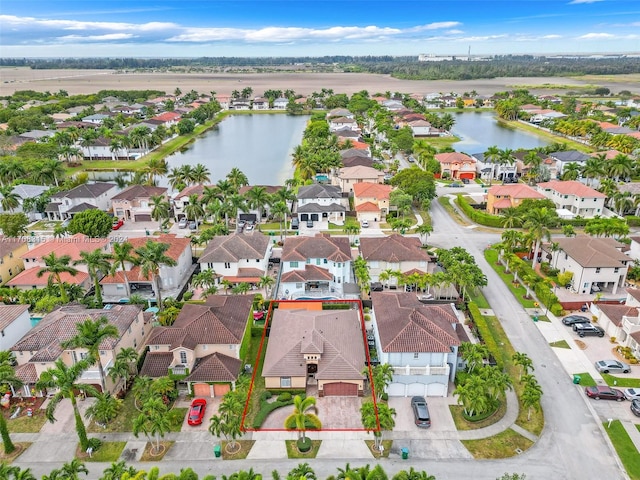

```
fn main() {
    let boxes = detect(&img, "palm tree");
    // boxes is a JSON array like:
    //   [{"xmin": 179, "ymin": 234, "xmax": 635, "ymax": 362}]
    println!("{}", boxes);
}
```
[
  {"xmin": 59, "ymin": 459, "xmax": 89, "ymax": 480},
  {"xmin": 270, "ymin": 200, "xmax": 289, "ymax": 241},
  {"xmin": 134, "ymin": 240, "xmax": 177, "ymax": 309},
  {"xmin": 192, "ymin": 268, "xmax": 219, "ymax": 297},
  {"xmin": 561, "ymin": 162, "xmax": 581, "ymax": 181},
  {"xmin": 100, "ymin": 461, "xmax": 138, "ymax": 480},
  {"xmin": 226, "ymin": 168, "xmax": 249, "ymax": 191},
  {"xmin": 512, "ymin": 352, "xmax": 534, "ymax": 380},
  {"xmin": 523, "ymin": 207, "xmax": 554, "ymax": 268},
  {"xmin": 0, "ymin": 359, "xmax": 22, "ymax": 454},
  {"xmin": 365, "ymin": 363, "xmax": 394, "ymax": 400},
  {"xmin": 257, "ymin": 275, "xmax": 275, "ymax": 297},
  {"xmin": 61, "ymin": 315, "xmax": 119, "ymax": 393},
  {"xmin": 0, "ymin": 186, "xmax": 20, "ymax": 212},
  {"xmin": 459, "ymin": 342, "xmax": 488, "ymax": 373},
  {"xmin": 150, "ymin": 194, "xmax": 170, "ymax": 231},
  {"xmin": 191, "ymin": 163, "xmax": 211, "ymax": 184},
  {"xmin": 581, "ymin": 157, "xmax": 605, "ymax": 186},
  {"xmin": 392, "ymin": 468, "xmax": 435, "ymax": 480},
  {"xmin": 209, "ymin": 394, "xmax": 243, "ymax": 451},
  {"xmin": 184, "ymin": 193, "xmax": 205, "ymax": 231},
  {"xmin": 245, "ymin": 186, "xmax": 271, "ymax": 230},
  {"xmin": 284, "ymin": 395, "xmax": 319, "ymax": 443},
  {"xmin": 74, "ymin": 250, "xmax": 112, "ymax": 306},
  {"xmin": 35, "ymin": 358, "xmax": 99, "ymax": 451},
  {"xmin": 360, "ymin": 401, "xmax": 396, "ymax": 450},
  {"xmin": 480, "ymin": 366, "xmax": 513, "ymax": 401},
  {"xmin": 36, "ymin": 253, "xmax": 78, "ymax": 303},
  {"xmin": 522, "ymin": 376, "xmax": 543, "ymax": 421},
  {"xmin": 84, "ymin": 392, "xmax": 122, "ymax": 427},
  {"xmin": 144, "ymin": 158, "xmax": 168, "ymax": 186},
  {"xmin": 133, "ymin": 396, "xmax": 172, "ymax": 454},
  {"xmin": 110, "ymin": 241, "xmax": 136, "ymax": 297}
]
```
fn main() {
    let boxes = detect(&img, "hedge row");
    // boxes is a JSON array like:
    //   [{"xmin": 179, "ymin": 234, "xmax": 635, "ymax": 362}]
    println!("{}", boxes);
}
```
[
  {"xmin": 455, "ymin": 195, "xmax": 505, "ymax": 228},
  {"xmin": 626, "ymin": 216, "xmax": 640, "ymax": 227},
  {"xmin": 467, "ymin": 302, "xmax": 504, "ymax": 369}
]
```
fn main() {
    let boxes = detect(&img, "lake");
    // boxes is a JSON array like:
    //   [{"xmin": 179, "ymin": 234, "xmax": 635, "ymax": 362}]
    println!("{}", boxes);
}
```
[
  {"xmin": 164, "ymin": 114, "xmax": 309, "ymax": 186},
  {"xmin": 451, "ymin": 111, "xmax": 549, "ymax": 154}
]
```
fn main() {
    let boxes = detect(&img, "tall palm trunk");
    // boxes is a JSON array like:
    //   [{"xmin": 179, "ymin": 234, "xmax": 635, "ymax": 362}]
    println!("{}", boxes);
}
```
[
  {"xmin": 0, "ymin": 414, "xmax": 15, "ymax": 454},
  {"xmin": 71, "ymin": 394, "xmax": 89, "ymax": 450},
  {"xmin": 153, "ymin": 273, "xmax": 163, "ymax": 309},
  {"xmin": 57, "ymin": 274, "xmax": 68, "ymax": 303}
]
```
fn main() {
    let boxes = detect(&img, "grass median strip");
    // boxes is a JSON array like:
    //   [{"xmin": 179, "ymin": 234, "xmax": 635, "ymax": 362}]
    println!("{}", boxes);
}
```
[
  {"xmin": 549, "ymin": 340, "xmax": 571, "ymax": 349},
  {"xmin": 573, "ymin": 372, "xmax": 597, "ymax": 387},
  {"xmin": 602, "ymin": 374, "xmax": 640, "ymax": 388},
  {"xmin": 462, "ymin": 428, "xmax": 534, "ymax": 459},
  {"xmin": 603, "ymin": 420, "xmax": 640, "ymax": 480}
]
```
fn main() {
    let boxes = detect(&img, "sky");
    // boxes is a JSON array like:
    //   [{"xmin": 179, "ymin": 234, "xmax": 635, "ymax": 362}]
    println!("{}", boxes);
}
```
[{"xmin": 1, "ymin": 0, "xmax": 639, "ymax": 58}]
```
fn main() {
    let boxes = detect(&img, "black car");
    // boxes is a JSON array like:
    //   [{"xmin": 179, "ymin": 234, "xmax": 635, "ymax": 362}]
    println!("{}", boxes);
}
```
[
  {"xmin": 411, "ymin": 396, "xmax": 431, "ymax": 428},
  {"xmin": 562, "ymin": 315, "xmax": 590, "ymax": 326},
  {"xmin": 631, "ymin": 399, "xmax": 640, "ymax": 417},
  {"xmin": 574, "ymin": 323, "xmax": 605, "ymax": 337},
  {"xmin": 370, "ymin": 282, "xmax": 383, "ymax": 292}
]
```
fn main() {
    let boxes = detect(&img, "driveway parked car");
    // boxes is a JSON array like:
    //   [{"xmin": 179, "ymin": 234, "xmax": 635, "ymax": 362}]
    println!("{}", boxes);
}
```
[
  {"xmin": 361, "ymin": 220, "xmax": 369, "ymax": 228},
  {"xmin": 187, "ymin": 398, "xmax": 207, "ymax": 425},
  {"xmin": 631, "ymin": 399, "xmax": 640, "ymax": 417},
  {"xmin": 624, "ymin": 388, "xmax": 640, "ymax": 401},
  {"xmin": 178, "ymin": 218, "xmax": 188, "ymax": 229},
  {"xmin": 447, "ymin": 182, "xmax": 463, "ymax": 188},
  {"xmin": 584, "ymin": 386, "xmax": 625, "ymax": 401},
  {"xmin": 595, "ymin": 359, "xmax": 631, "ymax": 374},
  {"xmin": 562, "ymin": 315, "xmax": 590, "ymax": 326},
  {"xmin": 411, "ymin": 396, "xmax": 431, "ymax": 428},
  {"xmin": 188, "ymin": 221, "xmax": 197, "ymax": 230},
  {"xmin": 573, "ymin": 323, "xmax": 605, "ymax": 337},
  {"xmin": 112, "ymin": 219, "xmax": 124, "ymax": 230}
]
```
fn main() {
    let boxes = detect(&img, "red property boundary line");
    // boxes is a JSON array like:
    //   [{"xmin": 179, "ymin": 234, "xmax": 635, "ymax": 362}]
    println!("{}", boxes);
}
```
[{"xmin": 240, "ymin": 299, "xmax": 380, "ymax": 433}]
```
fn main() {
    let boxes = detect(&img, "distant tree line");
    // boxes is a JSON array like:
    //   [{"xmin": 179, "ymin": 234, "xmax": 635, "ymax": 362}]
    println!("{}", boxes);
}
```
[{"xmin": 2, "ymin": 56, "xmax": 640, "ymax": 80}]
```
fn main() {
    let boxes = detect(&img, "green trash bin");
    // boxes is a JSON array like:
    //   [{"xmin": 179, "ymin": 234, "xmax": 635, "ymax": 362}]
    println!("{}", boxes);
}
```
[
  {"xmin": 533, "ymin": 316, "xmax": 539, "ymax": 322},
  {"xmin": 573, "ymin": 375, "xmax": 581, "ymax": 385},
  {"xmin": 401, "ymin": 447, "xmax": 409, "ymax": 460},
  {"xmin": 214, "ymin": 445, "xmax": 221, "ymax": 458}
]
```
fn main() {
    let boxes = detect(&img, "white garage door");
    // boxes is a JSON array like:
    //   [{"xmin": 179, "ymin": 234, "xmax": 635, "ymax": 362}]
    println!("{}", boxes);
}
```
[
  {"xmin": 407, "ymin": 383, "xmax": 427, "ymax": 397},
  {"xmin": 387, "ymin": 383, "xmax": 406, "ymax": 397},
  {"xmin": 426, "ymin": 382, "xmax": 446, "ymax": 397}
]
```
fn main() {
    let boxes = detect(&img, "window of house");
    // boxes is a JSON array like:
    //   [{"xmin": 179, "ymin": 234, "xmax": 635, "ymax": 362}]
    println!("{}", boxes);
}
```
[
  {"xmin": 324, "ymin": 259, "xmax": 328, "ymax": 264},
  {"xmin": 154, "ymin": 345, "xmax": 160, "ymax": 350},
  {"xmin": 414, "ymin": 353, "xmax": 419, "ymax": 359},
  {"xmin": 224, "ymin": 262, "xmax": 230, "ymax": 269},
  {"xmin": 99, "ymin": 350, "xmax": 105, "ymax": 356},
  {"xmin": 316, "ymin": 259, "xmax": 321, "ymax": 265},
  {"xmin": 306, "ymin": 259, "xmax": 310, "ymax": 264},
  {"xmin": 614, "ymin": 267, "xmax": 619, "ymax": 273},
  {"xmin": 565, "ymin": 254, "xmax": 568, "ymax": 260},
  {"xmin": 180, "ymin": 351, "xmax": 187, "ymax": 364},
  {"xmin": 8, "ymin": 252, "xmax": 12, "ymax": 259},
  {"xmin": 1, "ymin": 331, "xmax": 4, "ymax": 337},
  {"xmin": 133, "ymin": 339, "xmax": 137, "ymax": 348},
  {"xmin": 290, "ymin": 261, "xmax": 299, "ymax": 268},
  {"xmin": 596, "ymin": 267, "xmax": 601, "ymax": 273},
  {"xmin": 296, "ymin": 282, "xmax": 303, "ymax": 288},
  {"xmin": 280, "ymin": 377, "xmax": 291, "ymax": 388}
]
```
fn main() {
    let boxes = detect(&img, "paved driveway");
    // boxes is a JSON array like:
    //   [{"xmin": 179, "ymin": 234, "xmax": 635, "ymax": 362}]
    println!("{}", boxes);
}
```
[
  {"xmin": 39, "ymin": 397, "xmax": 95, "ymax": 434},
  {"xmin": 179, "ymin": 396, "xmax": 220, "ymax": 432},
  {"xmin": 260, "ymin": 395, "xmax": 364, "ymax": 430},
  {"xmin": 389, "ymin": 396, "xmax": 458, "ymax": 436}
]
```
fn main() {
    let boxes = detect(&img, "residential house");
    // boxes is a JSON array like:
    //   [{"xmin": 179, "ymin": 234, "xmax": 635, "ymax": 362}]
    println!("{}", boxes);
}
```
[
  {"xmin": 435, "ymin": 152, "xmax": 476, "ymax": 180},
  {"xmin": 45, "ymin": 182, "xmax": 118, "ymax": 221},
  {"xmin": 273, "ymin": 98, "xmax": 289, "ymax": 110},
  {"xmin": 370, "ymin": 292, "xmax": 462, "ymax": 397},
  {"xmin": 382, "ymin": 100, "xmax": 405, "ymax": 111},
  {"xmin": 111, "ymin": 184, "xmax": 169, "ymax": 222},
  {"xmin": 593, "ymin": 288, "xmax": 640, "ymax": 358},
  {"xmin": 8, "ymin": 233, "xmax": 109, "ymax": 291},
  {"xmin": 485, "ymin": 184, "xmax": 546, "ymax": 215},
  {"xmin": 333, "ymin": 165, "xmax": 384, "ymax": 194},
  {"xmin": 536, "ymin": 180, "xmax": 606, "ymax": 218},
  {"xmin": 150, "ymin": 111, "xmax": 181, "ymax": 128},
  {"xmin": 79, "ymin": 137, "xmax": 116, "ymax": 160},
  {"xmin": 342, "ymin": 155, "xmax": 374, "ymax": 168},
  {"xmin": 548, "ymin": 151, "xmax": 591, "ymax": 177},
  {"xmin": 7, "ymin": 184, "xmax": 50, "ymax": 220},
  {"xmin": 513, "ymin": 151, "xmax": 557, "ymax": 180},
  {"xmin": 11, "ymin": 304, "xmax": 150, "ymax": 396},
  {"xmin": 172, "ymin": 184, "xmax": 208, "ymax": 221},
  {"xmin": 471, "ymin": 153, "xmax": 517, "ymax": 182},
  {"xmin": 360, "ymin": 235, "xmax": 431, "ymax": 287},
  {"xmin": 279, "ymin": 234, "xmax": 351, "ymax": 299},
  {"xmin": 295, "ymin": 184, "xmax": 347, "ymax": 227},
  {"xmin": 529, "ymin": 110, "xmax": 566, "ymax": 124},
  {"xmin": 547, "ymin": 236, "xmax": 631, "ymax": 295},
  {"xmin": 262, "ymin": 305, "xmax": 366, "ymax": 396},
  {"xmin": 215, "ymin": 95, "xmax": 232, "ymax": 110},
  {"xmin": 0, "ymin": 305, "xmax": 32, "ymax": 351},
  {"xmin": 329, "ymin": 117, "xmax": 358, "ymax": 132},
  {"xmin": 326, "ymin": 108, "xmax": 353, "ymax": 119},
  {"xmin": 238, "ymin": 185, "xmax": 283, "ymax": 220},
  {"xmin": 408, "ymin": 120, "xmax": 439, "ymax": 137},
  {"xmin": 0, "ymin": 236, "xmax": 28, "ymax": 286},
  {"xmin": 230, "ymin": 101, "xmax": 251, "ymax": 111},
  {"xmin": 352, "ymin": 183, "xmax": 393, "ymax": 223},
  {"xmin": 252, "ymin": 97, "xmax": 269, "ymax": 110},
  {"xmin": 101, "ymin": 234, "xmax": 193, "ymax": 302},
  {"xmin": 140, "ymin": 295, "xmax": 253, "ymax": 396},
  {"xmin": 199, "ymin": 233, "xmax": 271, "ymax": 286},
  {"xmin": 627, "ymin": 236, "xmax": 640, "ymax": 262},
  {"xmin": 81, "ymin": 113, "xmax": 111, "ymax": 125}
]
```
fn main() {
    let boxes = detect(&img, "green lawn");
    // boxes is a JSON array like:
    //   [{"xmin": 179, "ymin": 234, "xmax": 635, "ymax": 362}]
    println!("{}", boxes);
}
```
[
  {"xmin": 285, "ymin": 440, "xmax": 321, "ymax": 459},
  {"xmin": 484, "ymin": 249, "xmax": 538, "ymax": 308},
  {"xmin": 602, "ymin": 374, "xmax": 640, "ymax": 388},
  {"xmin": 549, "ymin": 340, "xmax": 571, "ymax": 349},
  {"xmin": 462, "ymin": 428, "xmax": 534, "ymax": 459},
  {"xmin": 6, "ymin": 410, "xmax": 48, "ymax": 433},
  {"xmin": 243, "ymin": 335, "xmax": 268, "ymax": 427},
  {"xmin": 603, "ymin": 420, "xmax": 640, "ymax": 480},
  {"xmin": 84, "ymin": 441, "xmax": 126, "ymax": 462},
  {"xmin": 573, "ymin": 372, "xmax": 597, "ymax": 387},
  {"xmin": 437, "ymin": 196, "xmax": 468, "ymax": 226}
]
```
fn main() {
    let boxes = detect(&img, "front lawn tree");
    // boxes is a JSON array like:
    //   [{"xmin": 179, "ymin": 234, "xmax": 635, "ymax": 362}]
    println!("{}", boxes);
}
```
[
  {"xmin": 0, "ymin": 356, "xmax": 22, "ymax": 454},
  {"xmin": 512, "ymin": 352, "xmax": 534, "ymax": 380},
  {"xmin": 36, "ymin": 252, "xmax": 78, "ymax": 303},
  {"xmin": 0, "ymin": 213, "xmax": 29, "ymax": 237},
  {"xmin": 284, "ymin": 395, "xmax": 320, "ymax": 447},
  {"xmin": 209, "ymin": 393, "xmax": 243, "ymax": 452},
  {"xmin": 134, "ymin": 241, "xmax": 177, "ymax": 310},
  {"xmin": 67, "ymin": 209, "xmax": 113, "ymax": 238},
  {"xmin": 133, "ymin": 396, "xmax": 172, "ymax": 455},
  {"xmin": 360, "ymin": 401, "xmax": 396, "ymax": 451}
]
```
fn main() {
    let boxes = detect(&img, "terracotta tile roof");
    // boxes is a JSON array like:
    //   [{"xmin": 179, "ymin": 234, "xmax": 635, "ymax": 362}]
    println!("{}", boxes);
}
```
[
  {"xmin": 371, "ymin": 292, "xmax": 461, "ymax": 353},
  {"xmin": 282, "ymin": 234, "xmax": 351, "ymax": 263},
  {"xmin": 176, "ymin": 184, "xmax": 208, "ymax": 199},
  {"xmin": 238, "ymin": 185, "xmax": 282, "ymax": 196},
  {"xmin": 15, "ymin": 363, "xmax": 37, "ymax": 384},
  {"xmin": 7, "ymin": 268, "xmax": 89, "ymax": 287},
  {"xmin": 590, "ymin": 150, "xmax": 622, "ymax": 160},
  {"xmin": 11, "ymin": 305, "xmax": 143, "ymax": 361},
  {"xmin": 598, "ymin": 304, "xmax": 638, "ymax": 327},
  {"xmin": 360, "ymin": 235, "xmax": 431, "ymax": 263},
  {"xmin": 185, "ymin": 352, "xmax": 242, "ymax": 382},
  {"xmin": 555, "ymin": 236, "xmax": 630, "ymax": 268},
  {"xmin": 100, "ymin": 267, "xmax": 151, "ymax": 284},
  {"xmin": 627, "ymin": 288, "xmax": 640, "ymax": 303},
  {"xmin": 338, "ymin": 165, "xmax": 381, "ymax": 179},
  {"xmin": 128, "ymin": 234, "xmax": 191, "ymax": 261},
  {"xmin": 146, "ymin": 295, "xmax": 253, "ymax": 348},
  {"xmin": 152, "ymin": 112, "xmax": 181, "ymax": 122},
  {"xmin": 0, "ymin": 236, "xmax": 27, "ymax": 258},
  {"xmin": 0, "ymin": 305, "xmax": 29, "ymax": 331},
  {"xmin": 402, "ymin": 268, "xmax": 427, "ymax": 276},
  {"xmin": 352, "ymin": 182, "xmax": 392, "ymax": 199},
  {"xmin": 22, "ymin": 233, "xmax": 109, "ymax": 262},
  {"xmin": 435, "ymin": 152, "xmax": 475, "ymax": 164},
  {"xmin": 493, "ymin": 198, "xmax": 513, "ymax": 209},
  {"xmin": 631, "ymin": 330, "xmax": 640, "ymax": 344},
  {"xmin": 112, "ymin": 184, "xmax": 167, "ymax": 201},
  {"xmin": 488, "ymin": 184, "xmax": 545, "ymax": 199},
  {"xmin": 280, "ymin": 264, "xmax": 333, "ymax": 283},
  {"xmin": 199, "ymin": 233, "xmax": 270, "ymax": 264},
  {"xmin": 355, "ymin": 201, "xmax": 380, "ymax": 212},
  {"xmin": 537, "ymin": 180, "xmax": 606, "ymax": 198},
  {"xmin": 262, "ymin": 308, "xmax": 365, "ymax": 381},
  {"xmin": 140, "ymin": 352, "xmax": 173, "ymax": 377}
]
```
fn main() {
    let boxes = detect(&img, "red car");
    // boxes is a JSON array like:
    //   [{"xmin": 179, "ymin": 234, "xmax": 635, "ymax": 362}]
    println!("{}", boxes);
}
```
[
  {"xmin": 112, "ymin": 219, "xmax": 124, "ymax": 230},
  {"xmin": 187, "ymin": 398, "xmax": 207, "ymax": 425},
  {"xmin": 584, "ymin": 386, "xmax": 625, "ymax": 401}
]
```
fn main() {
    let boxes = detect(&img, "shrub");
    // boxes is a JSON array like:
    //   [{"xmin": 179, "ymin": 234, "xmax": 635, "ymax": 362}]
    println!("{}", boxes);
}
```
[
  {"xmin": 252, "ymin": 399, "xmax": 294, "ymax": 428},
  {"xmin": 468, "ymin": 302, "xmax": 503, "ymax": 369},
  {"xmin": 285, "ymin": 415, "xmax": 321, "ymax": 430},
  {"xmin": 364, "ymin": 314, "xmax": 371, "ymax": 321},
  {"xmin": 260, "ymin": 391, "xmax": 273, "ymax": 402},
  {"xmin": 455, "ymin": 195, "xmax": 505, "ymax": 228},
  {"xmin": 277, "ymin": 392, "xmax": 292, "ymax": 402},
  {"xmin": 297, "ymin": 437, "xmax": 312, "ymax": 452},
  {"xmin": 182, "ymin": 291, "xmax": 194, "ymax": 301},
  {"xmin": 381, "ymin": 393, "xmax": 388, "ymax": 401}
]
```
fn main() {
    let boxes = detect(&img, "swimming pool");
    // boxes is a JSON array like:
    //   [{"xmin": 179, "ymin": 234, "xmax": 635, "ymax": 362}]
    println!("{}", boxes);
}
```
[{"xmin": 295, "ymin": 296, "xmax": 340, "ymax": 301}]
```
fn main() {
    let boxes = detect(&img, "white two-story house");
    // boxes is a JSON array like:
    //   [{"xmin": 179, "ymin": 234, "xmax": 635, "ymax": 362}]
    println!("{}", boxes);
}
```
[
  {"xmin": 295, "ymin": 184, "xmax": 347, "ymax": 228},
  {"xmin": 45, "ymin": 182, "xmax": 118, "ymax": 221},
  {"xmin": 360, "ymin": 235, "xmax": 432, "ymax": 287},
  {"xmin": 536, "ymin": 180, "xmax": 606, "ymax": 218}
]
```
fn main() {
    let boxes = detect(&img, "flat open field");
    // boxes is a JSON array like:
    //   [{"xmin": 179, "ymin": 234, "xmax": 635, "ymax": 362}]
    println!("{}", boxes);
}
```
[{"xmin": 1, "ymin": 67, "xmax": 639, "ymax": 97}]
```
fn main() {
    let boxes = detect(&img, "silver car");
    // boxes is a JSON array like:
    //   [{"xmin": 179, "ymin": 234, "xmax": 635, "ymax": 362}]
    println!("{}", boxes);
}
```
[
  {"xmin": 623, "ymin": 388, "xmax": 640, "ymax": 401},
  {"xmin": 595, "ymin": 359, "xmax": 631, "ymax": 374}
]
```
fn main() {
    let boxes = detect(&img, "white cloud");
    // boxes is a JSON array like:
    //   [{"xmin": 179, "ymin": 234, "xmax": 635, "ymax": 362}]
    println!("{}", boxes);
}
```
[
  {"xmin": 58, "ymin": 33, "xmax": 136, "ymax": 42},
  {"xmin": 578, "ymin": 32, "xmax": 615, "ymax": 39},
  {"xmin": 0, "ymin": 15, "xmax": 175, "ymax": 33},
  {"xmin": 568, "ymin": 0, "xmax": 604, "ymax": 4}
]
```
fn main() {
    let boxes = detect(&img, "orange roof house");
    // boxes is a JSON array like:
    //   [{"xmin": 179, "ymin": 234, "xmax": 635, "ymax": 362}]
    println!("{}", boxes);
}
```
[
  {"xmin": 486, "ymin": 184, "xmax": 545, "ymax": 214},
  {"xmin": 434, "ymin": 152, "xmax": 476, "ymax": 180}
]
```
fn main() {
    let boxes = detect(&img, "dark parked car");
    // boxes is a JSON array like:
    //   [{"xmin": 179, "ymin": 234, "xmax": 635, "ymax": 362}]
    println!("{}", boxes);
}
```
[
  {"xmin": 187, "ymin": 398, "xmax": 207, "ymax": 425},
  {"xmin": 631, "ymin": 399, "xmax": 640, "ymax": 417},
  {"xmin": 370, "ymin": 282, "xmax": 383, "ymax": 292},
  {"xmin": 573, "ymin": 323, "xmax": 605, "ymax": 337},
  {"xmin": 562, "ymin": 315, "xmax": 590, "ymax": 326},
  {"xmin": 584, "ymin": 386, "xmax": 625, "ymax": 401},
  {"xmin": 411, "ymin": 396, "xmax": 431, "ymax": 428}
]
